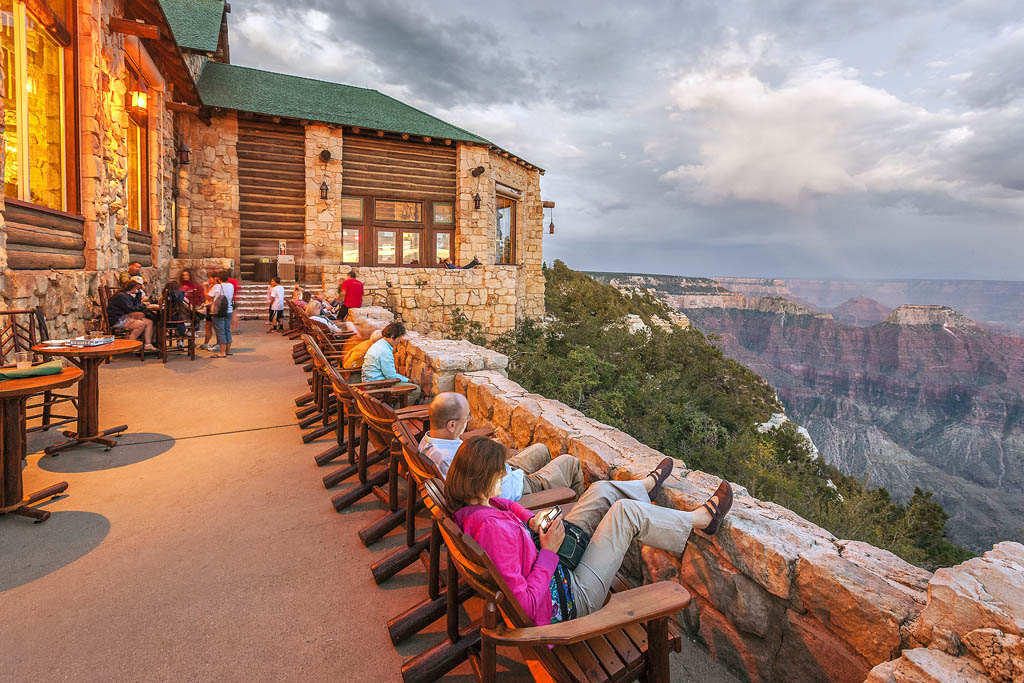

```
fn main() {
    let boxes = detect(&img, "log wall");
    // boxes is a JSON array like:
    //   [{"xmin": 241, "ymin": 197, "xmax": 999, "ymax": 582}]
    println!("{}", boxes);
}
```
[
  {"xmin": 342, "ymin": 134, "xmax": 456, "ymax": 202},
  {"xmin": 3, "ymin": 199, "xmax": 87, "ymax": 271}
]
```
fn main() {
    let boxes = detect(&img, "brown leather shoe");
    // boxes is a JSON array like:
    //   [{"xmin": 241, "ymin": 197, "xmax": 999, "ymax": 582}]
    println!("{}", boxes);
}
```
[
  {"xmin": 647, "ymin": 457, "xmax": 674, "ymax": 502},
  {"xmin": 700, "ymin": 480, "xmax": 733, "ymax": 535}
]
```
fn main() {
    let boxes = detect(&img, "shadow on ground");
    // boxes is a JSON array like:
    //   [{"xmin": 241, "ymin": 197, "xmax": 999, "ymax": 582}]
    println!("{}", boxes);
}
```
[
  {"xmin": 35, "ymin": 433, "xmax": 175, "ymax": 473},
  {"xmin": 0, "ymin": 510, "xmax": 111, "ymax": 591}
]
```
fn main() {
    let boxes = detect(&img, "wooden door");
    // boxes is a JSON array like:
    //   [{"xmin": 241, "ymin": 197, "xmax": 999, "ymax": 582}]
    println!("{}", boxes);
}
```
[{"xmin": 237, "ymin": 118, "xmax": 306, "ymax": 280}]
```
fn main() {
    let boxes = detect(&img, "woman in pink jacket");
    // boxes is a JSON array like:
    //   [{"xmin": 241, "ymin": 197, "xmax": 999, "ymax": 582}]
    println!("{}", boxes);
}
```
[{"xmin": 450, "ymin": 437, "xmax": 733, "ymax": 626}]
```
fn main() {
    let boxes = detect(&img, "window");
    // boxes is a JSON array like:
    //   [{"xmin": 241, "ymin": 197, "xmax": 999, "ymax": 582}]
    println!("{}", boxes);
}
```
[
  {"xmin": 2, "ymin": 0, "xmax": 70, "ymax": 211},
  {"xmin": 402, "ymin": 231, "xmax": 421, "ymax": 265},
  {"xmin": 495, "ymin": 195, "xmax": 517, "ymax": 265},
  {"xmin": 342, "ymin": 228, "xmax": 360, "ymax": 263},
  {"xmin": 433, "ymin": 202, "xmax": 453, "ymax": 224},
  {"xmin": 341, "ymin": 196, "xmax": 363, "ymax": 220},
  {"xmin": 375, "ymin": 199, "xmax": 422, "ymax": 222},
  {"xmin": 435, "ymin": 231, "xmax": 452, "ymax": 265},
  {"xmin": 377, "ymin": 230, "xmax": 396, "ymax": 264},
  {"xmin": 125, "ymin": 63, "xmax": 150, "ymax": 232}
]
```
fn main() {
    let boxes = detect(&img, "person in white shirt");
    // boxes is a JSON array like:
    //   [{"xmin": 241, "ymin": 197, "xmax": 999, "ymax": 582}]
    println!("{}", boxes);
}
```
[
  {"xmin": 420, "ymin": 392, "xmax": 584, "ymax": 500},
  {"xmin": 206, "ymin": 270, "xmax": 234, "ymax": 357},
  {"xmin": 266, "ymin": 276, "xmax": 286, "ymax": 332},
  {"xmin": 305, "ymin": 299, "xmax": 356, "ymax": 335}
]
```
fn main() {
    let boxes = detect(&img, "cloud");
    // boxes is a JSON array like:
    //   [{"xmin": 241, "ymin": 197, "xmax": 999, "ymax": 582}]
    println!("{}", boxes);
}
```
[{"xmin": 957, "ymin": 26, "xmax": 1024, "ymax": 108}]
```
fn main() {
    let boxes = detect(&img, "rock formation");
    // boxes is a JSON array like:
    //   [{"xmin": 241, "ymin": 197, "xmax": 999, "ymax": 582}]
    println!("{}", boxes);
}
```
[{"xmin": 829, "ymin": 296, "xmax": 893, "ymax": 327}]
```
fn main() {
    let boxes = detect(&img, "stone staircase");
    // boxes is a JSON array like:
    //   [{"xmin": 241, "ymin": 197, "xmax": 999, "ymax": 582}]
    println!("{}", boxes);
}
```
[{"xmin": 234, "ymin": 282, "xmax": 323, "ymax": 320}]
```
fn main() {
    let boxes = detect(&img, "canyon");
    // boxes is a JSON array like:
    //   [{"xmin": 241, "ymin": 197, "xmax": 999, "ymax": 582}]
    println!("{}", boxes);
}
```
[{"xmin": 590, "ymin": 272, "xmax": 1024, "ymax": 553}]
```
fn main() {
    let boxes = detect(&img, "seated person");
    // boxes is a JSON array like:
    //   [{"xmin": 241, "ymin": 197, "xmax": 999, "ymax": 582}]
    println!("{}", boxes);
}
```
[
  {"xmin": 107, "ymin": 280, "xmax": 156, "ymax": 351},
  {"xmin": 305, "ymin": 299, "xmax": 355, "ymax": 335},
  {"xmin": 343, "ymin": 329, "xmax": 381, "ymax": 369},
  {"xmin": 421, "ymin": 392, "xmax": 584, "ymax": 500},
  {"xmin": 361, "ymin": 321, "xmax": 421, "ymax": 404},
  {"xmin": 118, "ymin": 260, "xmax": 145, "ymax": 286},
  {"xmin": 450, "ymin": 437, "xmax": 733, "ymax": 625}
]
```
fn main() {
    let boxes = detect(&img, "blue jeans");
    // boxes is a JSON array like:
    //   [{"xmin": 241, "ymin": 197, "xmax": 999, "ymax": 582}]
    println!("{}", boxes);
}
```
[{"xmin": 212, "ymin": 313, "xmax": 233, "ymax": 346}]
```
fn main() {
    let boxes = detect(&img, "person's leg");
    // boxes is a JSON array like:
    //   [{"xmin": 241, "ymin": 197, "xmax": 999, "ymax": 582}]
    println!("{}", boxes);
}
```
[
  {"xmin": 142, "ymin": 319, "xmax": 154, "ymax": 345},
  {"xmin": 212, "ymin": 317, "xmax": 227, "ymax": 353},
  {"xmin": 563, "ymin": 479, "xmax": 647, "ymax": 535},
  {"xmin": 522, "ymin": 454, "xmax": 585, "ymax": 497},
  {"xmin": 125, "ymin": 319, "xmax": 143, "ymax": 340},
  {"xmin": 568, "ymin": 484, "xmax": 697, "ymax": 616},
  {"xmin": 204, "ymin": 318, "xmax": 213, "ymax": 346},
  {"xmin": 395, "ymin": 382, "xmax": 421, "ymax": 405},
  {"xmin": 224, "ymin": 312, "xmax": 233, "ymax": 354},
  {"xmin": 507, "ymin": 443, "xmax": 551, "ymax": 474}
]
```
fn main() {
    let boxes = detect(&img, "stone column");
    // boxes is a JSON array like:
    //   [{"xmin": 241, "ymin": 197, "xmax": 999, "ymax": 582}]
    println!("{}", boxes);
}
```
[
  {"xmin": 0, "ymin": 42, "xmax": 6, "ymax": 274},
  {"xmin": 455, "ymin": 143, "xmax": 494, "ymax": 266},
  {"xmin": 304, "ymin": 124, "xmax": 344, "ymax": 280}
]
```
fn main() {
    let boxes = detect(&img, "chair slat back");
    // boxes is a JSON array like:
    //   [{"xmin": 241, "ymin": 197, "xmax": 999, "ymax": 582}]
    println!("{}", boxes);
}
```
[
  {"xmin": 350, "ymin": 385, "xmax": 402, "ymax": 444},
  {"xmin": 0, "ymin": 309, "xmax": 39, "ymax": 364}
]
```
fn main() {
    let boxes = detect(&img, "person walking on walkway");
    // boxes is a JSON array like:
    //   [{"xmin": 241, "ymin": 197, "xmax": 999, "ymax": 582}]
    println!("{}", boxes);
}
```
[
  {"xmin": 335, "ymin": 269, "xmax": 364, "ymax": 320},
  {"xmin": 267, "ymin": 276, "xmax": 285, "ymax": 332}
]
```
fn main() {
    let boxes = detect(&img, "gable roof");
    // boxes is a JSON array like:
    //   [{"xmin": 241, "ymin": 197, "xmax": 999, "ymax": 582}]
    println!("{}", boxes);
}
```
[
  {"xmin": 196, "ymin": 62, "xmax": 543, "ymax": 171},
  {"xmin": 159, "ymin": 0, "xmax": 224, "ymax": 53}
]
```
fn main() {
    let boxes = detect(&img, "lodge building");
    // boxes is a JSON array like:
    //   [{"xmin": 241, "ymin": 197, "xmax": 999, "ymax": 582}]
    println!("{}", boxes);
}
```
[{"xmin": 0, "ymin": 0, "xmax": 548, "ymax": 337}]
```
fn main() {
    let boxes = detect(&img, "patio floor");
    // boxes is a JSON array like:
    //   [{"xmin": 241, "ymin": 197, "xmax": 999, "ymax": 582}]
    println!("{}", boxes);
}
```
[{"xmin": 0, "ymin": 322, "xmax": 738, "ymax": 682}]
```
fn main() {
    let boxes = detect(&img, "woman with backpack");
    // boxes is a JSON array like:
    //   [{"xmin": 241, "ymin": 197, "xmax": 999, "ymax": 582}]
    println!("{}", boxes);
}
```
[{"xmin": 206, "ymin": 270, "xmax": 235, "ymax": 357}]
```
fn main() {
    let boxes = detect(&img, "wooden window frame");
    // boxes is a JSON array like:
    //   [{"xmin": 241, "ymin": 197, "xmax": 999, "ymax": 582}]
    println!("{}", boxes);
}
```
[
  {"xmin": 495, "ymin": 193, "xmax": 518, "ymax": 266},
  {"xmin": 341, "ymin": 226, "xmax": 360, "ymax": 265},
  {"xmin": 342, "ymin": 193, "xmax": 456, "ymax": 267},
  {"xmin": 124, "ymin": 59, "xmax": 151, "ymax": 234},
  {"xmin": 3, "ymin": 0, "xmax": 79, "ymax": 214},
  {"xmin": 433, "ymin": 229, "xmax": 454, "ymax": 267}
]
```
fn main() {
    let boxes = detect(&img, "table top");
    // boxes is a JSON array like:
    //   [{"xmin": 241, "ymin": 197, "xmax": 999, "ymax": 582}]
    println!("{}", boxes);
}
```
[
  {"xmin": 0, "ymin": 366, "xmax": 84, "ymax": 399},
  {"xmin": 31, "ymin": 339, "xmax": 143, "ymax": 358}
]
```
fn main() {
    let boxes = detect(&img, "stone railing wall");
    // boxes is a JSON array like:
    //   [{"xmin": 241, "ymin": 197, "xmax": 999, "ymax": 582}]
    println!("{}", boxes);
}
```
[{"xmin": 391, "ymin": 335, "xmax": 1023, "ymax": 683}]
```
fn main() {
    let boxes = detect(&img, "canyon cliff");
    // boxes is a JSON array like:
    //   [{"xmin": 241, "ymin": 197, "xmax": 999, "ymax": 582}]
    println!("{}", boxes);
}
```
[{"xmin": 590, "ymin": 272, "xmax": 1024, "ymax": 553}]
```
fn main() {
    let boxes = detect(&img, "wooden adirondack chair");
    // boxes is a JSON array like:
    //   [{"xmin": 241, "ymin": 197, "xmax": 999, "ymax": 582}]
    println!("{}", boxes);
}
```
[
  {"xmin": 156, "ymin": 292, "xmax": 197, "ymax": 362},
  {"xmin": 422, "ymin": 478, "xmax": 691, "ymax": 683}
]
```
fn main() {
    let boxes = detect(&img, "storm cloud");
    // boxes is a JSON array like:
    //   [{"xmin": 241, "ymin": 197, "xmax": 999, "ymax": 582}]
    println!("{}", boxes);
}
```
[{"xmin": 227, "ymin": 0, "xmax": 1024, "ymax": 280}]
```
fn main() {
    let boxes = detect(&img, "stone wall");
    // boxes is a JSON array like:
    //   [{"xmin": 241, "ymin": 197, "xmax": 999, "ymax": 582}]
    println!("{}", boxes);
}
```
[
  {"xmin": 382, "ymin": 334, "xmax": 1024, "ymax": 683},
  {"xmin": 323, "ymin": 264, "xmax": 525, "ymax": 337},
  {"xmin": 303, "ymin": 124, "xmax": 344, "ymax": 278},
  {"xmin": 182, "ymin": 112, "xmax": 239, "ymax": 263}
]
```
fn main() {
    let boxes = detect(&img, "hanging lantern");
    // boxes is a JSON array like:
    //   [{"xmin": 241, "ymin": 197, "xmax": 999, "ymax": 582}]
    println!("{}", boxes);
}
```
[
  {"xmin": 177, "ymin": 140, "xmax": 191, "ymax": 165},
  {"xmin": 320, "ymin": 180, "xmax": 330, "ymax": 200},
  {"xmin": 126, "ymin": 88, "xmax": 148, "ymax": 120},
  {"xmin": 473, "ymin": 193, "xmax": 481, "ymax": 209},
  {"xmin": 549, "ymin": 219, "xmax": 555, "ymax": 234}
]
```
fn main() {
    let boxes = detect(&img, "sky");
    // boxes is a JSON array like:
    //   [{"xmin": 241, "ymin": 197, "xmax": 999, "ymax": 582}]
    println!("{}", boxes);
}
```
[{"xmin": 226, "ymin": 1, "xmax": 1024, "ymax": 280}]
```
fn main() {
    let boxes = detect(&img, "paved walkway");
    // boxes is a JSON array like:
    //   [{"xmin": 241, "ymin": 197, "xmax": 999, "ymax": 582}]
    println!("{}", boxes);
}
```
[{"xmin": 0, "ymin": 323, "xmax": 737, "ymax": 682}]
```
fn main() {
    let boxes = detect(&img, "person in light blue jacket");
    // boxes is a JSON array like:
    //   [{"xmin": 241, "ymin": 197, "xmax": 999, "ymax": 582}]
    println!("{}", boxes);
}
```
[{"xmin": 361, "ymin": 321, "xmax": 422, "ymax": 404}]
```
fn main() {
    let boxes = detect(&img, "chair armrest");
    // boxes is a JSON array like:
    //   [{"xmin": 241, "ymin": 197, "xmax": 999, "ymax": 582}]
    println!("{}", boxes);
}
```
[
  {"xmin": 482, "ymin": 582, "xmax": 690, "ymax": 647},
  {"xmin": 395, "ymin": 405, "xmax": 429, "ymax": 417},
  {"xmin": 350, "ymin": 379, "xmax": 399, "ymax": 389},
  {"xmin": 518, "ymin": 487, "xmax": 577, "ymax": 510},
  {"xmin": 460, "ymin": 427, "xmax": 495, "ymax": 440}
]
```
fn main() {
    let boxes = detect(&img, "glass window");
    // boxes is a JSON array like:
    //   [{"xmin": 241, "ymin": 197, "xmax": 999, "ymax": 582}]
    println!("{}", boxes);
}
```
[
  {"xmin": 126, "ymin": 65, "xmax": 149, "ymax": 232},
  {"xmin": 433, "ymin": 202, "xmax": 453, "ymax": 224},
  {"xmin": 435, "ymin": 231, "xmax": 452, "ymax": 265},
  {"xmin": 377, "ymin": 230, "xmax": 396, "ymax": 264},
  {"xmin": 495, "ymin": 196, "xmax": 516, "ymax": 265},
  {"xmin": 341, "ymin": 196, "xmax": 363, "ymax": 220},
  {"xmin": 375, "ymin": 199, "xmax": 422, "ymax": 222},
  {"xmin": 24, "ymin": 6, "xmax": 64, "ymax": 209},
  {"xmin": 2, "ymin": 0, "xmax": 68, "ymax": 211},
  {"xmin": 402, "ymin": 231, "xmax": 421, "ymax": 266},
  {"xmin": 342, "ymin": 228, "xmax": 360, "ymax": 263}
]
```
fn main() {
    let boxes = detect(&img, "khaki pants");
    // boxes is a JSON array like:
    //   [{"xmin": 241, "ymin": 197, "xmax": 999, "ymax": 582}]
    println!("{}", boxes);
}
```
[
  {"xmin": 565, "ymin": 480, "xmax": 696, "ymax": 617},
  {"xmin": 507, "ymin": 444, "xmax": 585, "ymax": 498},
  {"xmin": 394, "ymin": 382, "xmax": 422, "ymax": 406}
]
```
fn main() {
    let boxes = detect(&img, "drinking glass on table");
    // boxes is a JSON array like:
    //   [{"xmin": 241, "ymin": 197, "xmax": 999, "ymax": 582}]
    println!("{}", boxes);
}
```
[{"xmin": 15, "ymin": 351, "xmax": 33, "ymax": 369}]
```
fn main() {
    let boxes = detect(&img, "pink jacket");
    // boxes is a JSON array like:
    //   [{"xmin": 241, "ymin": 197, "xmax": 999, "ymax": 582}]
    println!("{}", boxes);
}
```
[{"xmin": 454, "ymin": 498, "xmax": 559, "ymax": 627}]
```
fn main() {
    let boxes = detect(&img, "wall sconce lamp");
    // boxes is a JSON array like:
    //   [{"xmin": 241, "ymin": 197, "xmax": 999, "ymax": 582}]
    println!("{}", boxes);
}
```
[
  {"xmin": 126, "ymin": 87, "xmax": 148, "ymax": 123},
  {"xmin": 319, "ymin": 149, "xmax": 332, "ymax": 163},
  {"xmin": 177, "ymin": 140, "xmax": 191, "ymax": 165},
  {"xmin": 470, "ymin": 166, "xmax": 485, "ymax": 177},
  {"xmin": 320, "ymin": 180, "xmax": 330, "ymax": 200},
  {"xmin": 473, "ymin": 193, "xmax": 481, "ymax": 209},
  {"xmin": 548, "ymin": 206, "xmax": 556, "ymax": 234}
]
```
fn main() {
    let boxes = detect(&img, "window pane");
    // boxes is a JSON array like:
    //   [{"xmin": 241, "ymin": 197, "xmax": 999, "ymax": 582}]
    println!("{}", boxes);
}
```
[
  {"xmin": 342, "ymin": 196, "xmax": 362, "ymax": 220},
  {"xmin": 433, "ymin": 202, "xmax": 453, "ymax": 224},
  {"xmin": 375, "ymin": 199, "xmax": 422, "ymax": 222},
  {"xmin": 127, "ymin": 117, "xmax": 148, "ymax": 231},
  {"xmin": 25, "ymin": 9, "xmax": 64, "ymax": 209},
  {"xmin": 377, "ymin": 230, "xmax": 396, "ymax": 264},
  {"xmin": 435, "ymin": 232, "xmax": 451, "ymax": 265},
  {"xmin": 1, "ymin": 1, "xmax": 18, "ymax": 200},
  {"xmin": 402, "ymin": 231, "xmax": 420, "ymax": 265},
  {"xmin": 343, "ymin": 228, "xmax": 360, "ymax": 263},
  {"xmin": 495, "ymin": 196, "xmax": 515, "ymax": 265}
]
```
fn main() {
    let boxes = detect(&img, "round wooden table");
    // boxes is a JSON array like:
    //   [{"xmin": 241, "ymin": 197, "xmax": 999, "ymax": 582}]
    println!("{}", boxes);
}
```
[
  {"xmin": 31, "ymin": 340, "xmax": 143, "ymax": 455},
  {"xmin": 1, "ymin": 366, "xmax": 83, "ymax": 522}
]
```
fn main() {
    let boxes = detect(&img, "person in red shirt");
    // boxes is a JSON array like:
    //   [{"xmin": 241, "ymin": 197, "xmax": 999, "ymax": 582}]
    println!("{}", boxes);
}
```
[{"xmin": 335, "ymin": 269, "xmax": 364, "ymax": 320}]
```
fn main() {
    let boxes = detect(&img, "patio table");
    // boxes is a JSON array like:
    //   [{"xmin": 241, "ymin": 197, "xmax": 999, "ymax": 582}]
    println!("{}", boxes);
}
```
[
  {"xmin": 32, "ymin": 340, "xmax": 143, "ymax": 455},
  {"xmin": 1, "ymin": 366, "xmax": 83, "ymax": 522}
]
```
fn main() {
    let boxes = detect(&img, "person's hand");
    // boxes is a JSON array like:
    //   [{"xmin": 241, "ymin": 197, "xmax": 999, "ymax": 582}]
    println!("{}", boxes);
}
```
[{"xmin": 538, "ymin": 513, "xmax": 564, "ymax": 551}]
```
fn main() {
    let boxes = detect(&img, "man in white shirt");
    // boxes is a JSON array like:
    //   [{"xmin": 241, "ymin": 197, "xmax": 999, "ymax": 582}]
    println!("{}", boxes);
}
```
[{"xmin": 420, "ymin": 392, "xmax": 584, "ymax": 500}]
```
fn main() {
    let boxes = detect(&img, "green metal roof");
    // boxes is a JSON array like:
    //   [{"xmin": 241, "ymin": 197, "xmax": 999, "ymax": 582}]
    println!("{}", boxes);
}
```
[
  {"xmin": 196, "ymin": 62, "xmax": 543, "ymax": 170},
  {"xmin": 159, "ymin": 0, "xmax": 224, "ymax": 52}
]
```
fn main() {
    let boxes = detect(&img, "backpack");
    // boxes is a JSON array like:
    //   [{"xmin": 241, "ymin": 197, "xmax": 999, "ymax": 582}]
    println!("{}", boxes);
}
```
[{"xmin": 210, "ymin": 286, "xmax": 229, "ymax": 317}]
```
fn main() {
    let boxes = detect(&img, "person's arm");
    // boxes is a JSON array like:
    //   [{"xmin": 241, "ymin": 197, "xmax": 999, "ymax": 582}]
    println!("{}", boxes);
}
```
[
  {"xmin": 472, "ymin": 518, "xmax": 558, "ymax": 627},
  {"xmin": 378, "ymin": 345, "xmax": 409, "ymax": 382}
]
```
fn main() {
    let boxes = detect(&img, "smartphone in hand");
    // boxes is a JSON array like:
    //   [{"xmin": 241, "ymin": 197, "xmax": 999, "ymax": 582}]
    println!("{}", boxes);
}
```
[{"xmin": 538, "ymin": 505, "xmax": 562, "ymax": 533}]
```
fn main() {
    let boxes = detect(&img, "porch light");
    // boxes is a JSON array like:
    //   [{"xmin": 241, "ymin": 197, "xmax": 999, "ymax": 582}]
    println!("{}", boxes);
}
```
[
  {"xmin": 320, "ymin": 181, "xmax": 330, "ymax": 200},
  {"xmin": 177, "ymin": 140, "xmax": 191, "ymax": 165},
  {"xmin": 473, "ymin": 193, "xmax": 481, "ymax": 209},
  {"xmin": 549, "ymin": 219, "xmax": 555, "ymax": 234},
  {"xmin": 126, "ymin": 88, "xmax": 148, "ymax": 115}
]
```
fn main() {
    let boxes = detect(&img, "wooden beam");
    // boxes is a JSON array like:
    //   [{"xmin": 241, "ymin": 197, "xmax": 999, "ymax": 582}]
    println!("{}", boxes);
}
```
[
  {"xmin": 25, "ymin": 0, "xmax": 71, "ymax": 45},
  {"xmin": 110, "ymin": 17, "xmax": 160, "ymax": 39},
  {"xmin": 166, "ymin": 101, "xmax": 200, "ymax": 115},
  {"xmin": 542, "ymin": 201, "xmax": 556, "ymax": 208},
  {"xmin": 444, "ymin": 139, "xmax": 451, "ymax": 145},
  {"xmin": 351, "ymin": 126, "xmax": 361, "ymax": 134}
]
